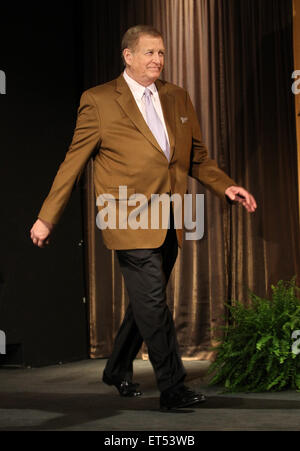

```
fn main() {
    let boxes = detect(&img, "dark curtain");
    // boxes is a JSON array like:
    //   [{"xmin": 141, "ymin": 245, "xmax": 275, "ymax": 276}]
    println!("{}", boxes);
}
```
[
  {"xmin": 220, "ymin": 0, "xmax": 299, "ymax": 301},
  {"xmin": 78, "ymin": 0, "xmax": 300, "ymax": 360},
  {"xmin": 293, "ymin": 0, "xmax": 300, "ymax": 213},
  {"xmin": 152, "ymin": 0, "xmax": 300, "ymax": 357}
]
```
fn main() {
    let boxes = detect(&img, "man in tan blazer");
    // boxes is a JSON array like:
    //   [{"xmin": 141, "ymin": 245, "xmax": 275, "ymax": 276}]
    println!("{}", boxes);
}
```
[{"xmin": 31, "ymin": 25, "xmax": 256, "ymax": 411}]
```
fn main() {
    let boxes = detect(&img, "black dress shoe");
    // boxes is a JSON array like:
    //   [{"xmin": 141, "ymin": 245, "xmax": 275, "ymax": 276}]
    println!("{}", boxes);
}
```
[
  {"xmin": 102, "ymin": 372, "xmax": 142, "ymax": 397},
  {"xmin": 160, "ymin": 385, "xmax": 206, "ymax": 411}
]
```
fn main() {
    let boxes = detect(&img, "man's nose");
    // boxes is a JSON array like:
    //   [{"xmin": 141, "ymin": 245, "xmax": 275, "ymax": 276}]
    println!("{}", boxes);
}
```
[{"xmin": 152, "ymin": 53, "xmax": 161, "ymax": 64}]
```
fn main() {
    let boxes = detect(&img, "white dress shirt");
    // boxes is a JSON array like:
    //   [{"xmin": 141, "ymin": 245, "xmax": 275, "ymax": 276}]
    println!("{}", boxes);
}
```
[{"xmin": 123, "ymin": 70, "xmax": 170, "ymax": 145}]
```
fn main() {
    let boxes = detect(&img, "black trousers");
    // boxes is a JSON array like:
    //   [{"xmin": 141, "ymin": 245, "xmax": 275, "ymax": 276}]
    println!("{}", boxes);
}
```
[{"xmin": 103, "ymin": 220, "xmax": 186, "ymax": 393}]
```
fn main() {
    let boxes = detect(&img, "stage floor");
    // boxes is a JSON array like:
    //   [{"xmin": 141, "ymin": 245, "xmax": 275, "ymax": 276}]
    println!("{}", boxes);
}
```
[{"xmin": 0, "ymin": 359, "xmax": 300, "ymax": 431}]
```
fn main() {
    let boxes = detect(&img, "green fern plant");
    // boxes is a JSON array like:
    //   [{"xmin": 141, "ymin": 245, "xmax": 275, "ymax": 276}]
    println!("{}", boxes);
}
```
[{"xmin": 208, "ymin": 279, "xmax": 300, "ymax": 392}]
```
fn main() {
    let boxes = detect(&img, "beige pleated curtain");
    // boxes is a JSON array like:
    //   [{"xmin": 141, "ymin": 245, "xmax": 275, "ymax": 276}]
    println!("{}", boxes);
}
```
[
  {"xmin": 294, "ymin": 0, "xmax": 300, "ymax": 214},
  {"xmin": 83, "ymin": 0, "xmax": 300, "ymax": 361}
]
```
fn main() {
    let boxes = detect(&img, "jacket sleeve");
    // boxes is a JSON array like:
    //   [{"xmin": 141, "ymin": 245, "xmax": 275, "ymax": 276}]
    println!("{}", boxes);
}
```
[
  {"xmin": 38, "ymin": 90, "xmax": 101, "ymax": 224},
  {"xmin": 187, "ymin": 93, "xmax": 237, "ymax": 199}
]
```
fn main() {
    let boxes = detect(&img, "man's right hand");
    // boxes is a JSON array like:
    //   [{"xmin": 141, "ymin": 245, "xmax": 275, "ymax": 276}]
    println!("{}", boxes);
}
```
[{"xmin": 30, "ymin": 219, "xmax": 54, "ymax": 248}]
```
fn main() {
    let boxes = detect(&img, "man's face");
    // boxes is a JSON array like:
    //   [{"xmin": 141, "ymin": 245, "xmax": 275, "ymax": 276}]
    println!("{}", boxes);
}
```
[{"xmin": 123, "ymin": 34, "xmax": 165, "ymax": 86}]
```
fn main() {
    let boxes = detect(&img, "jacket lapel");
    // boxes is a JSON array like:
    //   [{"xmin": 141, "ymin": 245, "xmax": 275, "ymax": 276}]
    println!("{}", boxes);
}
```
[
  {"xmin": 156, "ymin": 80, "xmax": 176, "ymax": 161},
  {"xmin": 115, "ymin": 75, "xmax": 175, "ymax": 161}
]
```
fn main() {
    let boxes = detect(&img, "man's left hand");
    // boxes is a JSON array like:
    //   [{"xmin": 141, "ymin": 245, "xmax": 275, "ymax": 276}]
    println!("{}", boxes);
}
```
[{"xmin": 225, "ymin": 186, "xmax": 257, "ymax": 213}]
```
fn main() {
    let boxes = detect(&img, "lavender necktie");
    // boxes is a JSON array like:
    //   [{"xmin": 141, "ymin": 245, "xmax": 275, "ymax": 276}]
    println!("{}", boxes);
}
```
[{"xmin": 144, "ymin": 88, "xmax": 170, "ymax": 161}]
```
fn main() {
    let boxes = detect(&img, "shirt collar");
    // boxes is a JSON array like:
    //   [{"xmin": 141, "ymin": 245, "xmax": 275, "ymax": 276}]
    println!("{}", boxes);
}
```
[{"xmin": 123, "ymin": 70, "xmax": 157, "ymax": 99}]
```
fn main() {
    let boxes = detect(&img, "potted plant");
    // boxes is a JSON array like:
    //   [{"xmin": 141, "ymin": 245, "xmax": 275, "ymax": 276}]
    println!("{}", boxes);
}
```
[{"xmin": 209, "ymin": 279, "xmax": 300, "ymax": 392}]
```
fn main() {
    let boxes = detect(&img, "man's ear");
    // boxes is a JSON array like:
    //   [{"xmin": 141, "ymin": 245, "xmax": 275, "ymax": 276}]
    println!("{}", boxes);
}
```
[{"xmin": 123, "ymin": 48, "xmax": 132, "ymax": 66}]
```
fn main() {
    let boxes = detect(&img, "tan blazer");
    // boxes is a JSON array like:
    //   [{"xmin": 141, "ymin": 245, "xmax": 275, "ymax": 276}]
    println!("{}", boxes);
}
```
[{"xmin": 38, "ymin": 75, "xmax": 237, "ymax": 249}]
